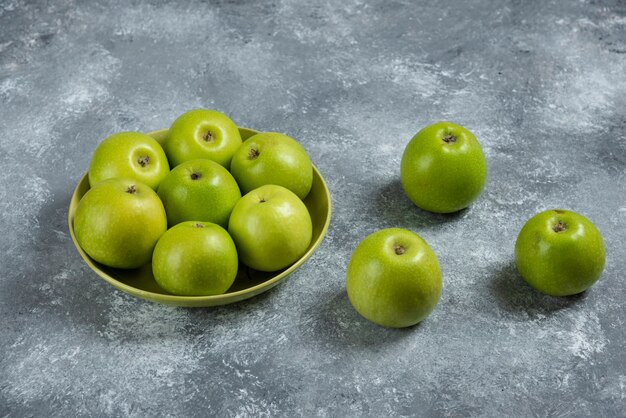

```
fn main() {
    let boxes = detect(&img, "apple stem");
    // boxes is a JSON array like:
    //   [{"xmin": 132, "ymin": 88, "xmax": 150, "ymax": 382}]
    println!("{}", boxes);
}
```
[
  {"xmin": 394, "ymin": 245, "xmax": 406, "ymax": 255},
  {"xmin": 137, "ymin": 156, "xmax": 150, "ymax": 167},
  {"xmin": 443, "ymin": 134, "xmax": 457, "ymax": 144},
  {"xmin": 249, "ymin": 148, "xmax": 260, "ymax": 160},
  {"xmin": 126, "ymin": 185, "xmax": 137, "ymax": 194},
  {"xmin": 553, "ymin": 221, "xmax": 567, "ymax": 232}
]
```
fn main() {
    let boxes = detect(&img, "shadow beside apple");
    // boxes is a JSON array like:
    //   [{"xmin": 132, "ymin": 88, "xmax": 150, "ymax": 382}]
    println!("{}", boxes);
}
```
[
  {"xmin": 489, "ymin": 261, "xmax": 588, "ymax": 317},
  {"xmin": 367, "ymin": 179, "xmax": 469, "ymax": 231},
  {"xmin": 303, "ymin": 289, "xmax": 418, "ymax": 349}
]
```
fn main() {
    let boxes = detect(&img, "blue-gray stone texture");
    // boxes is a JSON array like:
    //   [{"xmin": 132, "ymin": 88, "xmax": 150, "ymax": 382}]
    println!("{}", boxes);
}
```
[{"xmin": 1, "ymin": 0, "xmax": 625, "ymax": 416}]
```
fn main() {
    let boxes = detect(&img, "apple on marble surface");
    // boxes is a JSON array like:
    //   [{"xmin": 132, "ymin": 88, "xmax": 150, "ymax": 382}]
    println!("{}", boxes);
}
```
[
  {"xmin": 346, "ymin": 228, "xmax": 442, "ymax": 328},
  {"xmin": 400, "ymin": 122, "xmax": 487, "ymax": 213},
  {"xmin": 515, "ymin": 209, "xmax": 606, "ymax": 296}
]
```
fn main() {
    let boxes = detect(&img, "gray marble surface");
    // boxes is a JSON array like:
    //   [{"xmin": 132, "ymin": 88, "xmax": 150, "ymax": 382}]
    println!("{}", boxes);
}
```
[{"xmin": 2, "ymin": 0, "xmax": 625, "ymax": 416}]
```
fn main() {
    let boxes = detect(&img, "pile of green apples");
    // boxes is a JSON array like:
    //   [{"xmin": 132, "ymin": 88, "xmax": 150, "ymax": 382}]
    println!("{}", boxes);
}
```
[
  {"xmin": 74, "ymin": 109, "xmax": 315, "ymax": 296},
  {"xmin": 346, "ymin": 122, "xmax": 606, "ymax": 328}
]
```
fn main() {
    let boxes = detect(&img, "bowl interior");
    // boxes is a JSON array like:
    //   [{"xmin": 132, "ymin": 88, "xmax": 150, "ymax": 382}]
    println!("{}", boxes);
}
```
[{"xmin": 68, "ymin": 127, "xmax": 331, "ymax": 307}]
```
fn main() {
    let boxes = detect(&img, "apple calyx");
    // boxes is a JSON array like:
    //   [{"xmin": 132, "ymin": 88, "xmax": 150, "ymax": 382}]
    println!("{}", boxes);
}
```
[
  {"xmin": 258, "ymin": 198, "xmax": 267, "ymax": 203},
  {"xmin": 194, "ymin": 223, "xmax": 204, "ymax": 228},
  {"xmin": 553, "ymin": 221, "xmax": 567, "ymax": 233},
  {"xmin": 137, "ymin": 155, "xmax": 150, "ymax": 167},
  {"xmin": 443, "ymin": 134, "xmax": 457, "ymax": 144},
  {"xmin": 126, "ymin": 185, "xmax": 137, "ymax": 194},
  {"xmin": 190, "ymin": 172, "xmax": 202, "ymax": 180},
  {"xmin": 394, "ymin": 245, "xmax": 406, "ymax": 255},
  {"xmin": 248, "ymin": 148, "xmax": 260, "ymax": 160},
  {"xmin": 203, "ymin": 131, "xmax": 213, "ymax": 142}
]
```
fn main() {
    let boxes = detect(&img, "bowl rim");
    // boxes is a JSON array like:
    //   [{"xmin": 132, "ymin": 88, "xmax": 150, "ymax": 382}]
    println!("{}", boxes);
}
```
[{"xmin": 68, "ymin": 127, "xmax": 332, "ymax": 305}]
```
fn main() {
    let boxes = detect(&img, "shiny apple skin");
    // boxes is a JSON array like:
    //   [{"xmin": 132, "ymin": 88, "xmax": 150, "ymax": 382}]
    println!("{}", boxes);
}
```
[
  {"xmin": 157, "ymin": 159, "xmax": 241, "ymax": 228},
  {"xmin": 74, "ymin": 178, "xmax": 167, "ymax": 269},
  {"xmin": 346, "ymin": 228, "xmax": 442, "ymax": 328},
  {"xmin": 228, "ymin": 185, "xmax": 312, "ymax": 272},
  {"xmin": 515, "ymin": 209, "xmax": 606, "ymax": 296},
  {"xmin": 88, "ymin": 131, "xmax": 170, "ymax": 190},
  {"xmin": 152, "ymin": 221, "xmax": 238, "ymax": 296},
  {"xmin": 230, "ymin": 132, "xmax": 313, "ymax": 200},
  {"xmin": 164, "ymin": 109, "xmax": 242, "ymax": 168},
  {"xmin": 400, "ymin": 122, "xmax": 487, "ymax": 213}
]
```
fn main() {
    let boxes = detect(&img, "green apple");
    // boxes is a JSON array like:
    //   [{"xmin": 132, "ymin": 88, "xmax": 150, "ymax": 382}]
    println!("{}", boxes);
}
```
[
  {"xmin": 88, "ymin": 131, "xmax": 170, "ymax": 190},
  {"xmin": 515, "ymin": 209, "xmax": 606, "ymax": 296},
  {"xmin": 230, "ymin": 132, "xmax": 313, "ymax": 200},
  {"xmin": 157, "ymin": 159, "xmax": 241, "ymax": 228},
  {"xmin": 152, "ymin": 221, "xmax": 238, "ymax": 296},
  {"xmin": 228, "ymin": 184, "xmax": 312, "ymax": 272},
  {"xmin": 400, "ymin": 122, "xmax": 487, "ymax": 213},
  {"xmin": 163, "ymin": 109, "xmax": 242, "ymax": 168},
  {"xmin": 346, "ymin": 228, "xmax": 442, "ymax": 328},
  {"xmin": 74, "ymin": 178, "xmax": 167, "ymax": 269}
]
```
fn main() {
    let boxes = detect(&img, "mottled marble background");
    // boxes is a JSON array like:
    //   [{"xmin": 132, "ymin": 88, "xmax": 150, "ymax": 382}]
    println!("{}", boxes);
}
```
[{"xmin": 1, "ymin": 0, "xmax": 625, "ymax": 416}]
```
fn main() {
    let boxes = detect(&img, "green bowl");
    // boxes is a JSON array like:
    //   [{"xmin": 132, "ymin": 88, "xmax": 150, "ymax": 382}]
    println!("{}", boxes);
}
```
[{"xmin": 68, "ymin": 127, "xmax": 332, "ymax": 307}]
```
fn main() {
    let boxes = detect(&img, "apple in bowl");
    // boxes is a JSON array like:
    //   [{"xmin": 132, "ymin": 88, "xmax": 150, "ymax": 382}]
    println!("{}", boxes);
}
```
[
  {"xmin": 73, "ymin": 178, "xmax": 167, "ymax": 269},
  {"xmin": 230, "ymin": 132, "xmax": 313, "ymax": 200},
  {"xmin": 152, "ymin": 221, "xmax": 239, "ymax": 296},
  {"xmin": 228, "ymin": 185, "xmax": 313, "ymax": 272},
  {"xmin": 88, "ymin": 131, "xmax": 170, "ymax": 190},
  {"xmin": 163, "ymin": 109, "xmax": 242, "ymax": 168},
  {"xmin": 157, "ymin": 159, "xmax": 241, "ymax": 228}
]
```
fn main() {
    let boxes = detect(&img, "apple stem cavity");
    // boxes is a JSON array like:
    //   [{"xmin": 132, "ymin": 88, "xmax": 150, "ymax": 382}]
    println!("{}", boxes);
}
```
[
  {"xmin": 126, "ymin": 185, "xmax": 137, "ymax": 194},
  {"xmin": 394, "ymin": 245, "xmax": 406, "ymax": 255},
  {"xmin": 137, "ymin": 156, "xmax": 150, "ymax": 167},
  {"xmin": 190, "ymin": 172, "xmax": 202, "ymax": 180},
  {"xmin": 203, "ymin": 131, "xmax": 213, "ymax": 142},
  {"xmin": 553, "ymin": 220, "xmax": 568, "ymax": 233},
  {"xmin": 443, "ymin": 134, "xmax": 457, "ymax": 144},
  {"xmin": 259, "ymin": 198, "xmax": 266, "ymax": 203},
  {"xmin": 248, "ymin": 148, "xmax": 260, "ymax": 160}
]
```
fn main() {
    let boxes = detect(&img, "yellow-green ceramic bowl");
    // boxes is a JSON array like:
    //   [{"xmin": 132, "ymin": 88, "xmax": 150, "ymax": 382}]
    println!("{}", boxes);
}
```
[{"xmin": 68, "ymin": 127, "xmax": 332, "ymax": 307}]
